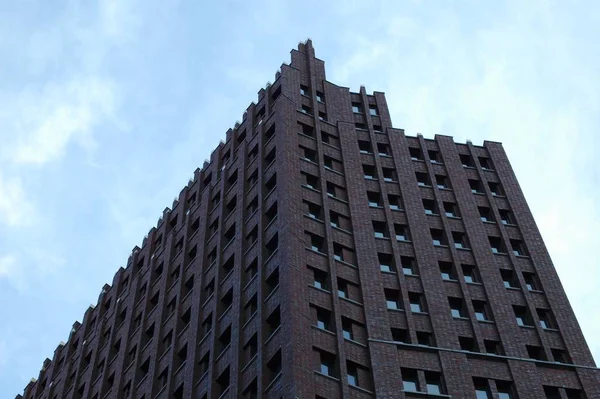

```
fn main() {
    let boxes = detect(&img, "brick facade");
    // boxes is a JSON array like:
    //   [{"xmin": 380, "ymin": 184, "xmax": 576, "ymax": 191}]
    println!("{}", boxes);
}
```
[{"xmin": 17, "ymin": 40, "xmax": 599, "ymax": 399}]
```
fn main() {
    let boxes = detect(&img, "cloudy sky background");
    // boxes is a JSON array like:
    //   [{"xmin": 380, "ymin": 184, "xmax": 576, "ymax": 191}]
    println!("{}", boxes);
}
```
[{"xmin": 1, "ymin": 0, "xmax": 599, "ymax": 395}]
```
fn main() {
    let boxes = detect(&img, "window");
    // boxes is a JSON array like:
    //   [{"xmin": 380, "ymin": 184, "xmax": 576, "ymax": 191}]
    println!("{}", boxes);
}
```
[
  {"xmin": 499, "ymin": 209, "xmax": 514, "ymax": 225},
  {"xmin": 329, "ymin": 211, "xmax": 340, "ymax": 228},
  {"xmin": 315, "ymin": 306, "xmax": 331, "ymax": 331},
  {"xmin": 301, "ymin": 105, "xmax": 312, "ymax": 115},
  {"xmin": 388, "ymin": 194, "xmax": 402, "ymax": 210},
  {"xmin": 377, "ymin": 143, "xmax": 390, "ymax": 156},
  {"xmin": 511, "ymin": 239, "xmax": 528, "ymax": 256},
  {"xmin": 459, "ymin": 336, "xmax": 478, "ymax": 352},
  {"xmin": 479, "ymin": 156, "xmax": 493, "ymax": 170},
  {"xmin": 326, "ymin": 182, "xmax": 339, "ymax": 198},
  {"xmin": 431, "ymin": 229, "xmax": 447, "ymax": 246},
  {"xmin": 301, "ymin": 146, "xmax": 317, "ymax": 163},
  {"xmin": 444, "ymin": 202, "xmax": 459, "ymax": 218},
  {"xmin": 479, "ymin": 206, "xmax": 494, "ymax": 222},
  {"xmin": 514, "ymin": 305, "xmax": 533, "ymax": 327},
  {"xmin": 216, "ymin": 367, "xmax": 230, "ymax": 396},
  {"xmin": 428, "ymin": 150, "xmax": 441, "ymax": 164},
  {"xmin": 469, "ymin": 179, "xmax": 484, "ymax": 194},
  {"xmin": 484, "ymin": 340, "xmax": 503, "ymax": 355},
  {"xmin": 382, "ymin": 167, "xmax": 396, "ymax": 182},
  {"xmin": 391, "ymin": 328, "xmax": 410, "ymax": 343},
  {"xmin": 435, "ymin": 175, "xmax": 450, "ymax": 189},
  {"xmin": 305, "ymin": 201, "xmax": 322, "ymax": 220},
  {"xmin": 489, "ymin": 236, "xmax": 506, "ymax": 254},
  {"xmin": 473, "ymin": 378, "xmax": 491, "ymax": 399},
  {"xmin": 309, "ymin": 233, "xmax": 325, "ymax": 253},
  {"xmin": 416, "ymin": 172, "xmax": 430, "ymax": 187},
  {"xmin": 489, "ymin": 182, "xmax": 504, "ymax": 196},
  {"xmin": 333, "ymin": 243, "xmax": 345, "ymax": 262},
  {"xmin": 385, "ymin": 289, "xmax": 402, "ymax": 310},
  {"xmin": 496, "ymin": 381, "xmax": 515, "ymax": 399},
  {"xmin": 439, "ymin": 261, "xmax": 456, "ymax": 281},
  {"xmin": 358, "ymin": 140, "xmax": 372, "ymax": 154},
  {"xmin": 318, "ymin": 111, "xmax": 327, "ymax": 121},
  {"xmin": 537, "ymin": 309, "xmax": 556, "ymax": 329},
  {"xmin": 423, "ymin": 199, "xmax": 438, "ymax": 215},
  {"xmin": 363, "ymin": 164, "xmax": 377, "ymax": 180},
  {"xmin": 409, "ymin": 293, "xmax": 425, "ymax": 313},
  {"xmin": 462, "ymin": 264, "xmax": 479, "ymax": 283},
  {"xmin": 401, "ymin": 256, "xmax": 416, "ymax": 276},
  {"xmin": 565, "ymin": 389, "xmax": 584, "ymax": 399},
  {"xmin": 316, "ymin": 91, "xmax": 325, "ymax": 103},
  {"xmin": 338, "ymin": 278, "xmax": 349, "ymax": 299},
  {"xmin": 369, "ymin": 105, "xmax": 378, "ymax": 116},
  {"xmin": 300, "ymin": 85, "xmax": 309, "ymax": 96},
  {"xmin": 341, "ymin": 317, "xmax": 354, "ymax": 340},
  {"xmin": 317, "ymin": 349, "xmax": 337, "ymax": 378},
  {"xmin": 417, "ymin": 331, "xmax": 435, "ymax": 347},
  {"xmin": 395, "ymin": 224, "xmax": 410, "ymax": 241},
  {"xmin": 460, "ymin": 154, "xmax": 475, "ymax": 168},
  {"xmin": 298, "ymin": 121, "xmax": 314, "ymax": 137},
  {"xmin": 379, "ymin": 253, "xmax": 395, "ymax": 273},
  {"xmin": 409, "ymin": 147, "xmax": 423, "ymax": 161},
  {"xmin": 552, "ymin": 348, "xmax": 571, "ymax": 364},
  {"xmin": 527, "ymin": 345, "xmax": 547, "ymax": 360},
  {"xmin": 425, "ymin": 372, "xmax": 445, "ymax": 395},
  {"xmin": 346, "ymin": 362, "xmax": 359, "ymax": 387},
  {"xmin": 523, "ymin": 272, "xmax": 540, "ymax": 291},
  {"xmin": 501, "ymin": 269, "xmax": 519, "ymax": 289},
  {"xmin": 266, "ymin": 307, "xmax": 281, "ymax": 336},
  {"xmin": 544, "ymin": 386, "xmax": 561, "ymax": 399},
  {"xmin": 367, "ymin": 191, "xmax": 381, "ymax": 207},
  {"xmin": 449, "ymin": 297, "xmax": 467, "ymax": 318},
  {"xmin": 352, "ymin": 102, "xmax": 363, "ymax": 113},
  {"xmin": 452, "ymin": 232, "xmax": 469, "ymax": 249},
  {"xmin": 355, "ymin": 122, "xmax": 367, "ymax": 130},
  {"xmin": 473, "ymin": 300, "xmax": 491, "ymax": 321},
  {"xmin": 302, "ymin": 172, "xmax": 319, "ymax": 190},
  {"xmin": 401, "ymin": 368, "xmax": 419, "ymax": 392},
  {"xmin": 373, "ymin": 221, "xmax": 389, "ymax": 239},
  {"xmin": 311, "ymin": 267, "xmax": 328, "ymax": 290}
]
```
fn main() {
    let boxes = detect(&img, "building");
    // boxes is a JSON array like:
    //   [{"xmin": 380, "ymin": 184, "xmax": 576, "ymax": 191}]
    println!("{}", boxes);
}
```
[{"xmin": 17, "ymin": 40, "xmax": 599, "ymax": 399}]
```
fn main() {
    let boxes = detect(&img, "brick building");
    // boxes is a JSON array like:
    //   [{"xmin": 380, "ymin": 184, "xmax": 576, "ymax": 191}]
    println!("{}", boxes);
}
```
[{"xmin": 17, "ymin": 40, "xmax": 599, "ymax": 399}]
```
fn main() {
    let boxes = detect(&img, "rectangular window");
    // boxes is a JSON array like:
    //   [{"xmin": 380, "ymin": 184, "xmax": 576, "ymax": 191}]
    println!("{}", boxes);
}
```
[
  {"xmin": 401, "ymin": 368, "xmax": 419, "ymax": 392},
  {"xmin": 473, "ymin": 300, "xmax": 491, "ymax": 321},
  {"xmin": 431, "ymin": 229, "xmax": 447, "ymax": 246},
  {"xmin": 373, "ymin": 221, "xmax": 389, "ymax": 239},
  {"xmin": 358, "ymin": 140, "xmax": 372, "ymax": 154},
  {"xmin": 352, "ymin": 102, "xmax": 363, "ymax": 114},
  {"xmin": 428, "ymin": 150, "xmax": 441, "ymax": 164},
  {"xmin": 394, "ymin": 224, "xmax": 410, "ymax": 241},
  {"xmin": 388, "ymin": 194, "xmax": 402, "ymax": 210},
  {"xmin": 416, "ymin": 172, "xmax": 430, "ymax": 187},
  {"xmin": 449, "ymin": 297, "xmax": 466, "ymax": 318},
  {"xmin": 462, "ymin": 264, "xmax": 479, "ymax": 283},
  {"xmin": 363, "ymin": 164, "xmax": 377, "ymax": 180},
  {"xmin": 409, "ymin": 147, "xmax": 423, "ymax": 161},
  {"xmin": 367, "ymin": 191, "xmax": 382, "ymax": 207},
  {"xmin": 369, "ymin": 105, "xmax": 378, "ymax": 116},
  {"xmin": 452, "ymin": 232, "xmax": 470, "ymax": 249},
  {"xmin": 401, "ymin": 256, "xmax": 417, "ymax": 276},
  {"xmin": 379, "ymin": 253, "xmax": 395, "ymax": 273},
  {"xmin": 409, "ymin": 293, "xmax": 425, "ymax": 313},
  {"xmin": 423, "ymin": 199, "xmax": 438, "ymax": 215},
  {"xmin": 439, "ymin": 261, "xmax": 456, "ymax": 281},
  {"xmin": 385, "ymin": 289, "xmax": 402, "ymax": 310},
  {"xmin": 444, "ymin": 202, "xmax": 459, "ymax": 218}
]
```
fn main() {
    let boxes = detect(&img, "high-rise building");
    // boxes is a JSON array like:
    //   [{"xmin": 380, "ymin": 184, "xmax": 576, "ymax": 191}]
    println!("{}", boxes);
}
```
[{"xmin": 17, "ymin": 40, "xmax": 599, "ymax": 399}]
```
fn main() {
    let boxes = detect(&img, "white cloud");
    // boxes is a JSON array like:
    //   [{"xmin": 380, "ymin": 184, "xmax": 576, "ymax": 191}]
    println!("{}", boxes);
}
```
[
  {"xmin": 10, "ymin": 77, "xmax": 116, "ymax": 166},
  {"xmin": 0, "ymin": 173, "xmax": 33, "ymax": 227}
]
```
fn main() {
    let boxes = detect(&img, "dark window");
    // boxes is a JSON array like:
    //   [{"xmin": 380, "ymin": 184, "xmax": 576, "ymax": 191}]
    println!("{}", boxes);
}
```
[
  {"xmin": 479, "ymin": 206, "xmax": 494, "ymax": 222},
  {"xmin": 469, "ymin": 179, "xmax": 484, "ymax": 194},
  {"xmin": 378, "ymin": 253, "xmax": 395, "ymax": 273},
  {"xmin": 373, "ymin": 221, "xmax": 389, "ymax": 239},
  {"xmin": 496, "ymin": 381, "xmax": 515, "ymax": 399},
  {"xmin": 488, "ymin": 181, "xmax": 504, "ymax": 196},
  {"xmin": 367, "ymin": 191, "xmax": 382, "ymax": 207},
  {"xmin": 352, "ymin": 102, "xmax": 363, "ymax": 113},
  {"xmin": 409, "ymin": 147, "xmax": 423, "ymax": 161},
  {"xmin": 382, "ymin": 167, "xmax": 396, "ymax": 182},
  {"xmin": 501, "ymin": 269, "xmax": 519, "ymax": 289},
  {"xmin": 377, "ymin": 143, "xmax": 390, "ymax": 156},
  {"xmin": 479, "ymin": 156, "xmax": 493, "ymax": 170},
  {"xmin": 499, "ymin": 209, "xmax": 514, "ymax": 225},
  {"xmin": 435, "ymin": 175, "xmax": 450, "ymax": 189},
  {"xmin": 544, "ymin": 386, "xmax": 561, "ymax": 399},
  {"xmin": 395, "ymin": 224, "xmax": 410, "ymax": 241},
  {"xmin": 439, "ymin": 261, "xmax": 456, "ymax": 281},
  {"xmin": 460, "ymin": 154, "xmax": 475, "ymax": 168},
  {"xmin": 511, "ymin": 239, "xmax": 528, "ymax": 256},
  {"xmin": 315, "ymin": 306, "xmax": 331, "ymax": 331},
  {"xmin": 462, "ymin": 264, "xmax": 479, "ymax": 283},
  {"xmin": 473, "ymin": 378, "xmax": 491, "ymax": 399},
  {"xmin": 300, "ymin": 85, "xmax": 309, "ymax": 96},
  {"xmin": 401, "ymin": 256, "xmax": 417, "ymax": 276},
  {"xmin": 425, "ymin": 371, "xmax": 445, "ymax": 395},
  {"xmin": 473, "ymin": 300, "xmax": 491, "ymax": 321},
  {"xmin": 449, "ymin": 297, "xmax": 467, "ymax": 318},
  {"xmin": 369, "ymin": 105, "xmax": 379, "ymax": 116},
  {"xmin": 358, "ymin": 140, "xmax": 372, "ymax": 154},
  {"xmin": 317, "ymin": 349, "xmax": 337, "ymax": 378},
  {"xmin": 459, "ymin": 336, "xmax": 478, "ymax": 352},
  {"xmin": 391, "ymin": 328, "xmax": 410, "ymax": 343},
  {"xmin": 428, "ymin": 150, "xmax": 441, "ymax": 164},
  {"xmin": 514, "ymin": 305, "xmax": 534, "ymax": 327},
  {"xmin": 431, "ymin": 229, "xmax": 447, "ymax": 246},
  {"xmin": 311, "ymin": 267, "xmax": 328, "ymax": 290},
  {"xmin": 489, "ymin": 236, "xmax": 506, "ymax": 254},
  {"xmin": 537, "ymin": 308, "xmax": 556, "ymax": 329},
  {"xmin": 423, "ymin": 199, "xmax": 438, "ymax": 215},
  {"xmin": 385, "ymin": 289, "xmax": 402, "ymax": 310},
  {"xmin": 305, "ymin": 201, "xmax": 322, "ymax": 220},
  {"xmin": 401, "ymin": 368, "xmax": 419, "ymax": 392},
  {"xmin": 363, "ymin": 164, "xmax": 377, "ymax": 180},
  {"xmin": 388, "ymin": 194, "xmax": 402, "ymax": 210},
  {"xmin": 444, "ymin": 202, "xmax": 459, "ymax": 218},
  {"xmin": 316, "ymin": 91, "xmax": 325, "ymax": 103},
  {"xmin": 409, "ymin": 293, "xmax": 426, "ymax": 313},
  {"xmin": 523, "ymin": 272, "xmax": 540, "ymax": 291},
  {"xmin": 527, "ymin": 344, "xmax": 547, "ymax": 360},
  {"xmin": 416, "ymin": 172, "xmax": 430, "ymax": 187}
]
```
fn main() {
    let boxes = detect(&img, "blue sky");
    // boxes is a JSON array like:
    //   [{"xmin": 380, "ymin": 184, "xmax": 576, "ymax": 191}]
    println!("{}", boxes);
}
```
[{"xmin": 1, "ymin": 0, "xmax": 599, "ymax": 395}]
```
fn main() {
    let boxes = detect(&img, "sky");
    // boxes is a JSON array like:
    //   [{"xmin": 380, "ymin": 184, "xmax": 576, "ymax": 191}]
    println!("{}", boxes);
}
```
[{"xmin": 0, "ymin": 0, "xmax": 599, "ymax": 395}]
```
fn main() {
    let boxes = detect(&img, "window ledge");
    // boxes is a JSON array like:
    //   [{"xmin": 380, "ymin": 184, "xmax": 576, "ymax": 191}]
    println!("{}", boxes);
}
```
[
  {"xmin": 301, "ymin": 184, "xmax": 321, "ymax": 194},
  {"xmin": 455, "ymin": 247, "xmax": 472, "ymax": 251},
  {"xmin": 340, "ymin": 296, "xmax": 364, "ymax": 307},
  {"xmin": 401, "ymin": 390, "xmax": 451, "ymax": 398},
  {"xmin": 482, "ymin": 220, "xmax": 496, "ymax": 224},
  {"xmin": 311, "ymin": 325, "xmax": 336, "ymax": 336},
  {"xmin": 477, "ymin": 319, "xmax": 495, "ymax": 324},
  {"xmin": 314, "ymin": 371, "xmax": 340, "ymax": 382},
  {"xmin": 387, "ymin": 307, "xmax": 405, "ymax": 313},
  {"xmin": 348, "ymin": 383, "xmax": 374, "ymax": 395},
  {"xmin": 309, "ymin": 284, "xmax": 331, "ymax": 294},
  {"xmin": 306, "ymin": 247, "xmax": 328, "ymax": 258}
]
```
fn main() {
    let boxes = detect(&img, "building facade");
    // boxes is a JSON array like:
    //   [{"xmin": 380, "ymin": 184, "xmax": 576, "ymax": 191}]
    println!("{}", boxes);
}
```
[{"xmin": 18, "ymin": 40, "xmax": 599, "ymax": 399}]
